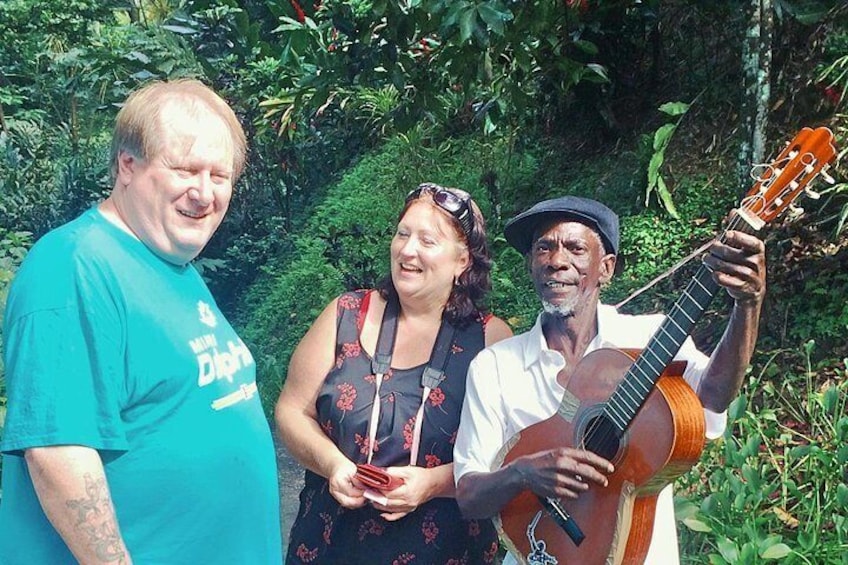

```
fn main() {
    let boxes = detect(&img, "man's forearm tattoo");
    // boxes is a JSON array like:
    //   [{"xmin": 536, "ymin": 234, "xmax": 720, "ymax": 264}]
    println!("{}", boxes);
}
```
[{"xmin": 65, "ymin": 473, "xmax": 128, "ymax": 564}]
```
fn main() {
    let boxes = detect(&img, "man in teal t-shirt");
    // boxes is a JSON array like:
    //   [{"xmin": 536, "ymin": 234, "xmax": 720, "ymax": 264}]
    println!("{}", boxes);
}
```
[{"xmin": 0, "ymin": 80, "xmax": 282, "ymax": 564}]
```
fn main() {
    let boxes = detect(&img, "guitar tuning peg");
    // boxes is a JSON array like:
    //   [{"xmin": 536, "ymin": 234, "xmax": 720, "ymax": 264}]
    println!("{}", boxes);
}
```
[
  {"xmin": 788, "ymin": 202, "xmax": 805, "ymax": 219},
  {"xmin": 805, "ymin": 187, "xmax": 821, "ymax": 200},
  {"xmin": 820, "ymin": 168, "xmax": 836, "ymax": 184}
]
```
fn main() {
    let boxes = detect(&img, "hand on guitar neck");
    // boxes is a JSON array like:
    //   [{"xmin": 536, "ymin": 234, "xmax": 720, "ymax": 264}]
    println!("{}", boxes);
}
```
[{"xmin": 699, "ymin": 228, "xmax": 767, "ymax": 414}]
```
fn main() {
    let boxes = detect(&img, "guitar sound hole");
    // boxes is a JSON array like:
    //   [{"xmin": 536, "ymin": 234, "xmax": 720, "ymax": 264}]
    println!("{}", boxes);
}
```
[{"xmin": 581, "ymin": 415, "xmax": 621, "ymax": 461}]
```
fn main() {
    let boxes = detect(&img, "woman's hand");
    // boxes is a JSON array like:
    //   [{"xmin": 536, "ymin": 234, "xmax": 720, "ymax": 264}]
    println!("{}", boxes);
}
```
[
  {"xmin": 328, "ymin": 458, "xmax": 368, "ymax": 509},
  {"xmin": 366, "ymin": 465, "xmax": 441, "ymax": 522}
]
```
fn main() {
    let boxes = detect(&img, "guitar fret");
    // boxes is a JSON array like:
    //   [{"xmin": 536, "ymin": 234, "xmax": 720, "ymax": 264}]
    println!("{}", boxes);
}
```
[
  {"xmin": 644, "ymin": 347, "xmax": 666, "ymax": 370},
  {"xmin": 666, "ymin": 316, "xmax": 686, "ymax": 335},
  {"xmin": 618, "ymin": 381, "xmax": 639, "ymax": 410},
  {"xmin": 672, "ymin": 299, "xmax": 697, "ymax": 323},
  {"xmin": 657, "ymin": 325, "xmax": 685, "ymax": 349},
  {"xmin": 691, "ymin": 276, "xmax": 712, "ymax": 296},
  {"xmin": 605, "ymin": 397, "xmax": 628, "ymax": 430},
  {"xmin": 629, "ymin": 371, "xmax": 651, "ymax": 395},
  {"xmin": 652, "ymin": 336, "xmax": 674, "ymax": 357},
  {"xmin": 632, "ymin": 362, "xmax": 656, "ymax": 388}
]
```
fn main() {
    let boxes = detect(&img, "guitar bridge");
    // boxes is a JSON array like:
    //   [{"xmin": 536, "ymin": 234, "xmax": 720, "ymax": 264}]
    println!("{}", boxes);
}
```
[{"xmin": 538, "ymin": 495, "xmax": 585, "ymax": 546}]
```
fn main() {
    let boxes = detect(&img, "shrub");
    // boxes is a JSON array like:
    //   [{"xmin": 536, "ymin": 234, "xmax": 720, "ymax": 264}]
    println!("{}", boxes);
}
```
[{"xmin": 677, "ymin": 344, "xmax": 848, "ymax": 564}]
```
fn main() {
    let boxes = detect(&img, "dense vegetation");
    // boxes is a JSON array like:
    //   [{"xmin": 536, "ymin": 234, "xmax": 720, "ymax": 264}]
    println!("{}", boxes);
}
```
[{"xmin": 1, "ymin": 1, "xmax": 847, "ymax": 562}]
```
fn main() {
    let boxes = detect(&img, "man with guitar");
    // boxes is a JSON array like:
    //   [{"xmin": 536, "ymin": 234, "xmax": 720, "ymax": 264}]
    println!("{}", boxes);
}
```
[{"xmin": 453, "ymin": 195, "xmax": 766, "ymax": 564}]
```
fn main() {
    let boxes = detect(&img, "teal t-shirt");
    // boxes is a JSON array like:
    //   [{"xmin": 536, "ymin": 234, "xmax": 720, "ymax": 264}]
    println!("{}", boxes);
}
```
[{"xmin": 0, "ymin": 208, "xmax": 282, "ymax": 564}]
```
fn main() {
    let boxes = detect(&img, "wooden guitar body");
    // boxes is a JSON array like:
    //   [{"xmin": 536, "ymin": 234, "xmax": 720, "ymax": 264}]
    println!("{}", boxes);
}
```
[{"xmin": 496, "ymin": 348, "xmax": 706, "ymax": 564}]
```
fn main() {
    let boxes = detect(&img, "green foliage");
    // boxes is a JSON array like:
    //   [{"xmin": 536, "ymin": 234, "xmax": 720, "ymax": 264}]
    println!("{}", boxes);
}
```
[
  {"xmin": 644, "ymin": 102, "xmax": 691, "ymax": 219},
  {"xmin": 0, "ymin": 228, "xmax": 34, "ymax": 489},
  {"xmin": 256, "ymin": 0, "xmax": 614, "ymax": 140},
  {"xmin": 775, "ymin": 268, "xmax": 848, "ymax": 349},
  {"xmin": 677, "ymin": 344, "xmax": 848, "ymax": 564}
]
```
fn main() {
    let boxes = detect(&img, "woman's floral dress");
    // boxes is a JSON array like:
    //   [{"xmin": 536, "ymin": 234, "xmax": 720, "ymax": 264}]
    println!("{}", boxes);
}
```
[{"xmin": 286, "ymin": 290, "xmax": 499, "ymax": 564}]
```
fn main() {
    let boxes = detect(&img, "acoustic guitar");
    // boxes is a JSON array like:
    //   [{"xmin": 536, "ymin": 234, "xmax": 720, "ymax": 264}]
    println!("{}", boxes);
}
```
[{"xmin": 496, "ymin": 127, "xmax": 838, "ymax": 565}]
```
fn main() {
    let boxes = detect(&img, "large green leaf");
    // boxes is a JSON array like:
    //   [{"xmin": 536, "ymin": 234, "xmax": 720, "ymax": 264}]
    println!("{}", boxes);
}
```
[
  {"xmin": 652, "ymin": 122, "xmax": 677, "ymax": 152},
  {"xmin": 682, "ymin": 517, "xmax": 712, "ymax": 533},
  {"xmin": 717, "ymin": 538, "xmax": 740, "ymax": 563},
  {"xmin": 646, "ymin": 151, "xmax": 664, "ymax": 194},
  {"xmin": 656, "ymin": 175, "xmax": 680, "ymax": 219},
  {"xmin": 759, "ymin": 543, "xmax": 791, "ymax": 560},
  {"xmin": 459, "ymin": 6, "xmax": 478, "ymax": 43},
  {"xmin": 658, "ymin": 101, "xmax": 690, "ymax": 116},
  {"xmin": 477, "ymin": 2, "xmax": 512, "ymax": 36}
]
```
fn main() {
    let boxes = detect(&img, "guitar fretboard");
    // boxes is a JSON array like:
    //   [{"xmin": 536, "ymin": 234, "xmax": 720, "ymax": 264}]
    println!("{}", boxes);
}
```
[{"xmin": 602, "ymin": 219, "xmax": 759, "ymax": 434}]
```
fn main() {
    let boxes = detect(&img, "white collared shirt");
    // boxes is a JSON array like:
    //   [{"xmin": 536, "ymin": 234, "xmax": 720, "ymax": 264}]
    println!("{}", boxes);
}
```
[{"xmin": 454, "ymin": 304, "xmax": 726, "ymax": 564}]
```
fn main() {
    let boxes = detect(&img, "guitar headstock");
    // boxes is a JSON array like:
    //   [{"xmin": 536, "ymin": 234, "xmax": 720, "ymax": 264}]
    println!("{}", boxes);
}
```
[{"xmin": 740, "ymin": 127, "xmax": 838, "ymax": 226}]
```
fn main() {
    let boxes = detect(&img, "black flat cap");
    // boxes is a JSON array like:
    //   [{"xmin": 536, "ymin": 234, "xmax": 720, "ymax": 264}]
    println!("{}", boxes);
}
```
[{"xmin": 504, "ymin": 195, "xmax": 620, "ymax": 255}]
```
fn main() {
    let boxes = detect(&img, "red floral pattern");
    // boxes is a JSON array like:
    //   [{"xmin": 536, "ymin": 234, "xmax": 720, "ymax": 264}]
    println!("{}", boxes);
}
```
[
  {"xmin": 338, "ymin": 293, "xmax": 360, "ymax": 310},
  {"xmin": 319, "ymin": 513, "xmax": 333, "ymax": 544},
  {"xmin": 354, "ymin": 433, "xmax": 378, "ymax": 456},
  {"xmin": 357, "ymin": 518, "xmax": 386, "ymax": 541},
  {"xmin": 422, "ymin": 509, "xmax": 439, "ymax": 544},
  {"xmin": 341, "ymin": 341, "xmax": 361, "ymax": 358},
  {"xmin": 295, "ymin": 544, "xmax": 318, "ymax": 562},
  {"xmin": 483, "ymin": 541, "xmax": 498, "ymax": 562},
  {"xmin": 468, "ymin": 519, "xmax": 480, "ymax": 537},
  {"xmin": 336, "ymin": 342, "xmax": 361, "ymax": 369},
  {"xmin": 429, "ymin": 387, "xmax": 445, "ymax": 407},
  {"xmin": 335, "ymin": 383, "xmax": 356, "ymax": 411},
  {"xmin": 402, "ymin": 416, "xmax": 416, "ymax": 450},
  {"xmin": 424, "ymin": 453, "xmax": 441, "ymax": 468}
]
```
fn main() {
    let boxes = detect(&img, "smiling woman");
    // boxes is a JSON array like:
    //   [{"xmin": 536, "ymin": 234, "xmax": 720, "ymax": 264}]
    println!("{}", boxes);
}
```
[{"xmin": 275, "ymin": 182, "xmax": 513, "ymax": 564}]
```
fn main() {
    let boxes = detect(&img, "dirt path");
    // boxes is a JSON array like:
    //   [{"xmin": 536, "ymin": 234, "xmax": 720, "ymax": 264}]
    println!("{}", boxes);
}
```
[{"xmin": 276, "ymin": 436, "xmax": 304, "ymax": 555}]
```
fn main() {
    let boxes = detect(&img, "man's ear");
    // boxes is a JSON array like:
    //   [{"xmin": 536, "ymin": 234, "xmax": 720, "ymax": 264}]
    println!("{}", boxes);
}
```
[
  {"xmin": 600, "ymin": 254, "xmax": 616, "ymax": 284},
  {"xmin": 116, "ymin": 151, "xmax": 137, "ymax": 185}
]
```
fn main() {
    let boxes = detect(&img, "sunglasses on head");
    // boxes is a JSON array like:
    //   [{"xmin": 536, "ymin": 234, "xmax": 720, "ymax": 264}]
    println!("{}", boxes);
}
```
[{"xmin": 406, "ymin": 183, "xmax": 474, "ymax": 239}]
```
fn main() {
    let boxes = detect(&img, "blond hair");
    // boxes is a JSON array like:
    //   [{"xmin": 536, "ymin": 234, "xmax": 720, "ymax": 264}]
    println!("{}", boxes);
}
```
[{"xmin": 109, "ymin": 79, "xmax": 247, "ymax": 181}]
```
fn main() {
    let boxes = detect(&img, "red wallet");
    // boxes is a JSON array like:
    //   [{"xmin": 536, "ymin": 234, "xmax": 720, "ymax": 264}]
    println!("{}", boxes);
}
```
[{"xmin": 354, "ymin": 464, "xmax": 404, "ymax": 491}]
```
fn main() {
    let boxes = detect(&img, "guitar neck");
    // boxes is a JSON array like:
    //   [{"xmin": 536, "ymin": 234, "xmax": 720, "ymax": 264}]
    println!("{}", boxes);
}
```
[{"xmin": 603, "ymin": 217, "xmax": 759, "ymax": 434}]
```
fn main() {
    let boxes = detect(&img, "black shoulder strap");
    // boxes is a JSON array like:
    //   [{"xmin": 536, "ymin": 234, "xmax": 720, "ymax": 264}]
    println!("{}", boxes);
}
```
[
  {"xmin": 421, "ymin": 316, "xmax": 456, "ymax": 390},
  {"xmin": 371, "ymin": 292, "xmax": 456, "ymax": 389},
  {"xmin": 372, "ymin": 293, "xmax": 399, "ymax": 375}
]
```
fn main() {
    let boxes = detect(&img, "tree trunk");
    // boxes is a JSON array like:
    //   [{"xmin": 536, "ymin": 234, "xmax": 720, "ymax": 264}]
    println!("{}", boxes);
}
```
[
  {"xmin": 738, "ymin": 0, "xmax": 773, "ymax": 189},
  {"xmin": 127, "ymin": 0, "xmax": 142, "ymax": 24}
]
